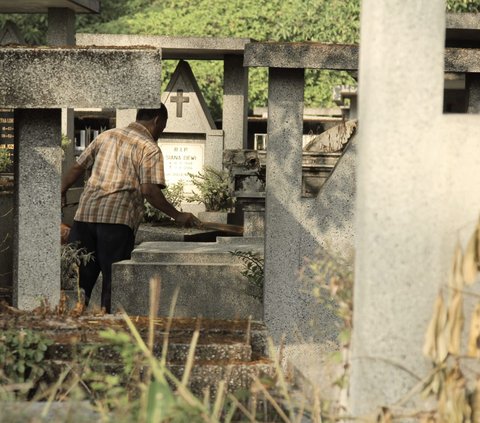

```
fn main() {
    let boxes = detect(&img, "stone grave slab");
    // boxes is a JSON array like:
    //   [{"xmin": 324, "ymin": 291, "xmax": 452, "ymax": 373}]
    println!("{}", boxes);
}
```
[{"xmin": 111, "ymin": 240, "xmax": 263, "ymax": 319}]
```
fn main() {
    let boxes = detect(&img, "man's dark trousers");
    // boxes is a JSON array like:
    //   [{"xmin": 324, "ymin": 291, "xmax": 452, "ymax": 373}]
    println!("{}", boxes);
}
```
[{"xmin": 68, "ymin": 221, "xmax": 135, "ymax": 313}]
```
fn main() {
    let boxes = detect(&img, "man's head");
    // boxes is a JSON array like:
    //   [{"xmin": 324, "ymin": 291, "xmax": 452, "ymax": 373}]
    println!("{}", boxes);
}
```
[{"xmin": 136, "ymin": 104, "xmax": 168, "ymax": 140}]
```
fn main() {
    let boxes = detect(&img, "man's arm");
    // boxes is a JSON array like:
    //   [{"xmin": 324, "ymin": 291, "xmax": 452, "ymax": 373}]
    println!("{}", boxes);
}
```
[
  {"xmin": 61, "ymin": 162, "xmax": 85, "ymax": 205},
  {"xmin": 141, "ymin": 183, "xmax": 200, "ymax": 227}
]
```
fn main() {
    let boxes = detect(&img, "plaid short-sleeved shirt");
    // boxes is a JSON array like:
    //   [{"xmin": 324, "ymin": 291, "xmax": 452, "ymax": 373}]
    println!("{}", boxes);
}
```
[{"xmin": 74, "ymin": 122, "xmax": 165, "ymax": 232}]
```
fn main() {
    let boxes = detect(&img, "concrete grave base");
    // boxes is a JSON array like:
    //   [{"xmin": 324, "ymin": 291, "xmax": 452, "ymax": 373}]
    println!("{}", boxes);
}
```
[{"xmin": 111, "ymin": 240, "xmax": 264, "ymax": 319}]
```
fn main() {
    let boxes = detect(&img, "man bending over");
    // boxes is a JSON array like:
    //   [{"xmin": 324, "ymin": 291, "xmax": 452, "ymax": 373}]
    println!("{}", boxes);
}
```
[{"xmin": 61, "ymin": 105, "xmax": 199, "ymax": 313}]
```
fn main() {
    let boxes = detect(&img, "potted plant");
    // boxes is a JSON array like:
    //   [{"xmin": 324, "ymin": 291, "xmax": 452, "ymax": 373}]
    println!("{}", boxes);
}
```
[{"xmin": 187, "ymin": 166, "xmax": 234, "ymax": 224}]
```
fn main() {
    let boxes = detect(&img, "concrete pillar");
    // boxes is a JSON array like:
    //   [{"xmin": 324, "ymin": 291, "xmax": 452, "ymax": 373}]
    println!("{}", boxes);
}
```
[
  {"xmin": 264, "ymin": 67, "xmax": 305, "ymax": 341},
  {"xmin": 47, "ymin": 7, "xmax": 76, "ymax": 223},
  {"xmin": 47, "ymin": 7, "xmax": 75, "ymax": 172},
  {"xmin": 350, "ymin": 0, "xmax": 447, "ymax": 416},
  {"xmin": 466, "ymin": 75, "xmax": 480, "ymax": 113},
  {"xmin": 13, "ymin": 109, "xmax": 62, "ymax": 310},
  {"xmin": 47, "ymin": 8, "xmax": 75, "ymax": 46},
  {"xmin": 116, "ymin": 109, "xmax": 137, "ymax": 128},
  {"xmin": 205, "ymin": 129, "xmax": 225, "ymax": 170},
  {"xmin": 223, "ymin": 55, "xmax": 248, "ymax": 150}
]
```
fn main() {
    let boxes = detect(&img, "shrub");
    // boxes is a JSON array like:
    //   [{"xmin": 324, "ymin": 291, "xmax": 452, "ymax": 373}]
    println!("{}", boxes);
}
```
[
  {"xmin": 144, "ymin": 181, "xmax": 186, "ymax": 223},
  {"xmin": 61, "ymin": 242, "xmax": 94, "ymax": 291},
  {"xmin": 230, "ymin": 250, "xmax": 264, "ymax": 301},
  {"xmin": 0, "ymin": 148, "xmax": 12, "ymax": 173},
  {"xmin": 187, "ymin": 166, "xmax": 233, "ymax": 212},
  {"xmin": 0, "ymin": 329, "xmax": 53, "ymax": 398}
]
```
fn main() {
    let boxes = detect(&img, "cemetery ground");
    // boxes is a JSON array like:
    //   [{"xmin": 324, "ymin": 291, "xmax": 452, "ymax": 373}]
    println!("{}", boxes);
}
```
[{"xmin": 0, "ymin": 287, "xmax": 319, "ymax": 423}]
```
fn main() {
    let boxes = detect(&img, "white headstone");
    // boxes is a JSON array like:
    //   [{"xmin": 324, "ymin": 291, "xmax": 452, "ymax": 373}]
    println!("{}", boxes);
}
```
[{"xmin": 159, "ymin": 60, "xmax": 223, "ymax": 194}]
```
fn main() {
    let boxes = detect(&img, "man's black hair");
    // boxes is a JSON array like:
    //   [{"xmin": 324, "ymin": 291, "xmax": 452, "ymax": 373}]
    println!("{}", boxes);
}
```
[{"xmin": 136, "ymin": 104, "xmax": 168, "ymax": 121}]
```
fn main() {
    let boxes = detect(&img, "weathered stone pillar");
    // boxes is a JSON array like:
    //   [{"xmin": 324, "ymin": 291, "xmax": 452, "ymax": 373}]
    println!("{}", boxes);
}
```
[
  {"xmin": 466, "ymin": 75, "xmax": 480, "ymax": 113},
  {"xmin": 47, "ymin": 8, "xmax": 75, "ymax": 174},
  {"xmin": 223, "ymin": 55, "xmax": 248, "ymax": 150},
  {"xmin": 13, "ymin": 109, "xmax": 62, "ymax": 309},
  {"xmin": 264, "ymin": 67, "xmax": 305, "ymax": 340},
  {"xmin": 205, "ymin": 129, "xmax": 225, "ymax": 170},
  {"xmin": 47, "ymin": 7, "xmax": 77, "ymax": 224},
  {"xmin": 47, "ymin": 8, "xmax": 75, "ymax": 46},
  {"xmin": 350, "ymin": 0, "xmax": 447, "ymax": 416}
]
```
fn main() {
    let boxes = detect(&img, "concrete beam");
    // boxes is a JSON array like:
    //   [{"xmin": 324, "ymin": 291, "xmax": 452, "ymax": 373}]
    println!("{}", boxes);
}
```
[
  {"xmin": 244, "ymin": 42, "xmax": 480, "ymax": 73},
  {"xmin": 244, "ymin": 42, "xmax": 359, "ymax": 70},
  {"xmin": 0, "ymin": 0, "xmax": 99, "ymax": 13},
  {"xmin": 445, "ymin": 47, "xmax": 480, "ymax": 72},
  {"xmin": 0, "ymin": 46, "xmax": 162, "ymax": 108},
  {"xmin": 77, "ymin": 34, "xmax": 251, "ymax": 60}
]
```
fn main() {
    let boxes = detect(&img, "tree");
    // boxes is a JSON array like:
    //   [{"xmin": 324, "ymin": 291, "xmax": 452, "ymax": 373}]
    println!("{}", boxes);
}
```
[{"xmin": 1, "ymin": 0, "xmax": 479, "ymax": 119}]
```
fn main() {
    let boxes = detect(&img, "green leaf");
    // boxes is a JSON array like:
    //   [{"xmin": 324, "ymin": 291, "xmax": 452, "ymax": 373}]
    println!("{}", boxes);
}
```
[{"xmin": 146, "ymin": 379, "xmax": 176, "ymax": 423}]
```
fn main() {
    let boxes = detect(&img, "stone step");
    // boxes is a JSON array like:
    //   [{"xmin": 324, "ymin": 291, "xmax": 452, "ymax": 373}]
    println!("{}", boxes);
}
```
[
  {"xmin": 168, "ymin": 361, "xmax": 275, "ymax": 396},
  {"xmin": 0, "ymin": 309, "xmax": 279, "ymax": 417},
  {"xmin": 46, "ymin": 340, "xmax": 253, "ymax": 363},
  {"xmin": 46, "ymin": 359, "xmax": 275, "ymax": 397},
  {"xmin": 131, "ymin": 240, "xmax": 263, "ymax": 263},
  {"xmin": 112, "ymin": 261, "xmax": 263, "ymax": 319},
  {"xmin": 1, "ymin": 314, "xmax": 269, "ymax": 359}
]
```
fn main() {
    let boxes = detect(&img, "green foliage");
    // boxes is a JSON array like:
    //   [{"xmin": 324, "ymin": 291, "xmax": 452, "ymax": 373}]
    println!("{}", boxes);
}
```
[
  {"xmin": 187, "ymin": 166, "xmax": 232, "ymax": 211},
  {"xmin": 301, "ymin": 250, "xmax": 353, "ymax": 338},
  {"xmin": 446, "ymin": 0, "xmax": 480, "ymax": 12},
  {"xmin": 143, "ymin": 181, "xmax": 185, "ymax": 222},
  {"xmin": 4, "ymin": 0, "xmax": 479, "ymax": 119},
  {"xmin": 92, "ymin": 325, "xmax": 219, "ymax": 422},
  {"xmin": 0, "ymin": 15, "xmax": 47, "ymax": 45},
  {"xmin": 0, "ymin": 148, "xmax": 12, "ymax": 173},
  {"xmin": 99, "ymin": 329, "xmax": 143, "ymax": 376},
  {"xmin": 230, "ymin": 250, "xmax": 264, "ymax": 301},
  {"xmin": 0, "ymin": 329, "xmax": 52, "ymax": 390},
  {"xmin": 61, "ymin": 242, "xmax": 94, "ymax": 291},
  {"xmin": 61, "ymin": 133, "xmax": 72, "ymax": 161},
  {"xmin": 87, "ymin": 0, "xmax": 361, "ymax": 119}
]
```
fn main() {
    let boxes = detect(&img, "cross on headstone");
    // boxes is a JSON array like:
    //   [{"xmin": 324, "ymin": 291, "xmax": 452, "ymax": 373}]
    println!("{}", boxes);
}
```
[{"xmin": 170, "ymin": 89, "xmax": 190, "ymax": 118}]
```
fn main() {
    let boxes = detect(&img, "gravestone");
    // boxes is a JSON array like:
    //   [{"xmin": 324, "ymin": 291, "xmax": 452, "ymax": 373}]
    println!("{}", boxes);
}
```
[
  {"xmin": 0, "ymin": 20, "xmax": 23, "ymax": 303},
  {"xmin": 0, "ymin": 21, "xmax": 23, "ymax": 169},
  {"xmin": 0, "ymin": 20, "xmax": 24, "ymax": 45},
  {"xmin": 159, "ymin": 60, "xmax": 223, "ymax": 197}
]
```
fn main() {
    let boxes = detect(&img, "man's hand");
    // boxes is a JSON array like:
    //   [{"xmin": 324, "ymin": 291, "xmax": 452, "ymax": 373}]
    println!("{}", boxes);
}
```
[
  {"xmin": 175, "ymin": 212, "xmax": 202, "ymax": 228},
  {"xmin": 141, "ymin": 183, "xmax": 203, "ymax": 228}
]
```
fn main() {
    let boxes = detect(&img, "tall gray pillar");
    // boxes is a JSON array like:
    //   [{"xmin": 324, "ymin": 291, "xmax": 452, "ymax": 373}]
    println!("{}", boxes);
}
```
[
  {"xmin": 47, "ymin": 7, "xmax": 75, "ymax": 174},
  {"xmin": 350, "ymin": 0, "xmax": 446, "ymax": 416},
  {"xmin": 223, "ymin": 55, "xmax": 248, "ymax": 150},
  {"xmin": 466, "ymin": 75, "xmax": 480, "ymax": 114},
  {"xmin": 264, "ymin": 68, "xmax": 305, "ymax": 341},
  {"xmin": 48, "ymin": 7, "xmax": 76, "ymax": 224},
  {"xmin": 47, "ymin": 8, "xmax": 75, "ymax": 46},
  {"xmin": 13, "ymin": 109, "xmax": 62, "ymax": 310}
]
